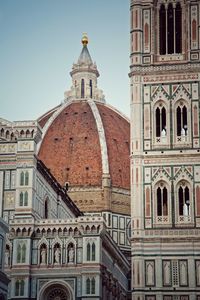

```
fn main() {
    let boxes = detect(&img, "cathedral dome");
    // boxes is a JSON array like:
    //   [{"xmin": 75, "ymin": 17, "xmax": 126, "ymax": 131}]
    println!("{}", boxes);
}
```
[{"xmin": 37, "ymin": 36, "xmax": 130, "ymax": 215}]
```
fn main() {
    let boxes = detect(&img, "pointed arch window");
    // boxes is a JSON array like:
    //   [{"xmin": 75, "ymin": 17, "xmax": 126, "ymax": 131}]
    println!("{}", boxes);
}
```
[
  {"xmin": 20, "ymin": 172, "xmax": 24, "ymax": 186},
  {"xmin": 87, "ymin": 243, "xmax": 91, "ymax": 261},
  {"xmin": 19, "ymin": 191, "xmax": 28, "ymax": 206},
  {"xmin": 81, "ymin": 79, "xmax": 85, "ymax": 98},
  {"xmin": 91, "ymin": 242, "xmax": 95, "ymax": 261},
  {"xmin": 17, "ymin": 243, "xmax": 26, "ymax": 263},
  {"xmin": 175, "ymin": 2, "xmax": 182, "ymax": 53},
  {"xmin": 15, "ymin": 279, "xmax": 25, "ymax": 296},
  {"xmin": 159, "ymin": 2, "xmax": 182, "ymax": 55},
  {"xmin": 157, "ymin": 186, "xmax": 168, "ymax": 216},
  {"xmin": 19, "ymin": 192, "xmax": 24, "ymax": 206},
  {"xmin": 176, "ymin": 104, "xmax": 187, "ymax": 136},
  {"xmin": 24, "ymin": 191, "xmax": 28, "ymax": 206},
  {"xmin": 86, "ymin": 242, "xmax": 96, "ymax": 261},
  {"xmin": 178, "ymin": 184, "xmax": 190, "ymax": 216},
  {"xmin": 160, "ymin": 4, "xmax": 166, "ymax": 55},
  {"xmin": 86, "ymin": 278, "xmax": 96, "ymax": 295},
  {"xmin": 25, "ymin": 171, "xmax": 29, "ymax": 185},
  {"xmin": 91, "ymin": 277, "xmax": 96, "ymax": 294},
  {"xmin": 155, "ymin": 104, "xmax": 166, "ymax": 137},
  {"xmin": 86, "ymin": 278, "xmax": 91, "ymax": 294},
  {"xmin": 167, "ymin": 3, "xmax": 174, "ymax": 54}
]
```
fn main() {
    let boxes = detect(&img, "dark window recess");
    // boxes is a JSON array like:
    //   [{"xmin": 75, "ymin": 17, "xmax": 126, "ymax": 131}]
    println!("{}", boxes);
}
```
[
  {"xmin": 159, "ymin": 2, "xmax": 182, "ymax": 55},
  {"xmin": 177, "ymin": 106, "xmax": 182, "ymax": 136},
  {"xmin": 160, "ymin": 4, "xmax": 166, "ymax": 54},
  {"xmin": 89, "ymin": 80, "xmax": 93, "ymax": 98},
  {"xmin": 175, "ymin": 2, "xmax": 182, "ymax": 53},
  {"xmin": 179, "ymin": 186, "xmax": 184, "ymax": 215},
  {"xmin": 81, "ymin": 79, "xmax": 85, "ymax": 98},
  {"xmin": 167, "ymin": 3, "xmax": 174, "ymax": 54},
  {"xmin": 156, "ymin": 106, "xmax": 166, "ymax": 137}
]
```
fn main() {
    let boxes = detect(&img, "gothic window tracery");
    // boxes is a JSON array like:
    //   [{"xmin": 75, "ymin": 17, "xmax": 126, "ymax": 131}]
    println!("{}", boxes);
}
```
[
  {"xmin": 159, "ymin": 2, "xmax": 182, "ymax": 55},
  {"xmin": 25, "ymin": 171, "xmax": 29, "ymax": 185},
  {"xmin": 174, "ymin": 99, "xmax": 191, "ymax": 145},
  {"xmin": 17, "ymin": 243, "xmax": 26, "ymax": 263},
  {"xmin": 19, "ymin": 191, "xmax": 28, "ymax": 206},
  {"xmin": 157, "ymin": 186, "xmax": 168, "ymax": 217},
  {"xmin": 15, "ymin": 279, "xmax": 25, "ymax": 296},
  {"xmin": 86, "ymin": 242, "xmax": 96, "ymax": 261},
  {"xmin": 41, "ymin": 284, "xmax": 71, "ymax": 300},
  {"xmin": 155, "ymin": 105, "xmax": 166, "ymax": 137},
  {"xmin": 176, "ymin": 180, "xmax": 192, "ymax": 223},
  {"xmin": 20, "ymin": 171, "xmax": 29, "ymax": 186},
  {"xmin": 86, "ymin": 277, "xmax": 96, "ymax": 295},
  {"xmin": 176, "ymin": 105, "xmax": 187, "ymax": 136},
  {"xmin": 20, "ymin": 172, "xmax": 24, "ymax": 186},
  {"xmin": 154, "ymin": 180, "xmax": 170, "ymax": 224},
  {"xmin": 178, "ymin": 184, "xmax": 190, "ymax": 216}
]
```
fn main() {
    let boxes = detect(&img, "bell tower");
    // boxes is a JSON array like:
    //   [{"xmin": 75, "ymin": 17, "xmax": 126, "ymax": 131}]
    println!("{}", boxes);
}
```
[{"xmin": 130, "ymin": 0, "xmax": 200, "ymax": 300}]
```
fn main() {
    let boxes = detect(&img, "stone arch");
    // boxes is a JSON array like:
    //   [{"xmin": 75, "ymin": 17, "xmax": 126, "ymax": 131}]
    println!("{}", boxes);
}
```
[
  {"xmin": 175, "ymin": 179, "xmax": 193, "ymax": 223},
  {"xmin": 152, "ymin": 99, "xmax": 169, "ymax": 141},
  {"xmin": 152, "ymin": 178, "xmax": 171, "ymax": 224},
  {"xmin": 172, "ymin": 96, "xmax": 191, "ymax": 145},
  {"xmin": 38, "ymin": 280, "xmax": 74, "ymax": 300}
]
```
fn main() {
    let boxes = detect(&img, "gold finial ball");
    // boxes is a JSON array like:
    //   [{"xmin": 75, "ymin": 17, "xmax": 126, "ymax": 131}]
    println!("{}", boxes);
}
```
[{"xmin": 82, "ymin": 33, "xmax": 88, "ymax": 46}]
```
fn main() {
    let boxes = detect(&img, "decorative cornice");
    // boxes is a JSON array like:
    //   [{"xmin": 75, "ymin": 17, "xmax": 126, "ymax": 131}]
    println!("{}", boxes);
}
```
[{"xmin": 129, "ymin": 62, "xmax": 200, "ymax": 77}]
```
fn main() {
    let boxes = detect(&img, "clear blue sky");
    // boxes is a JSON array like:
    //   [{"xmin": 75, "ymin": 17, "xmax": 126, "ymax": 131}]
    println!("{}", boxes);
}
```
[{"xmin": 0, "ymin": 0, "xmax": 130, "ymax": 121}]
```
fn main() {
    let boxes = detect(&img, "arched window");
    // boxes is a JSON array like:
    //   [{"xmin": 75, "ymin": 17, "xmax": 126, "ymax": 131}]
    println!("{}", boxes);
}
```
[
  {"xmin": 157, "ymin": 186, "xmax": 168, "ymax": 216},
  {"xmin": 15, "ymin": 279, "xmax": 25, "ymax": 296},
  {"xmin": 20, "ymin": 172, "xmax": 24, "ymax": 186},
  {"xmin": 87, "ymin": 243, "xmax": 91, "ymax": 261},
  {"xmin": 24, "ymin": 192, "xmax": 28, "ymax": 206},
  {"xmin": 91, "ymin": 242, "xmax": 95, "ymax": 261},
  {"xmin": 19, "ymin": 192, "xmax": 23, "ymax": 206},
  {"xmin": 159, "ymin": 2, "xmax": 182, "ymax": 55},
  {"xmin": 17, "ymin": 243, "xmax": 26, "ymax": 263},
  {"xmin": 167, "ymin": 3, "xmax": 174, "ymax": 54},
  {"xmin": 178, "ymin": 184, "xmax": 190, "ymax": 216},
  {"xmin": 81, "ymin": 79, "xmax": 85, "ymax": 98},
  {"xmin": 21, "ymin": 244, "xmax": 26, "ymax": 263},
  {"xmin": 19, "ymin": 192, "xmax": 28, "ymax": 206},
  {"xmin": 91, "ymin": 278, "xmax": 96, "ymax": 294},
  {"xmin": 0, "ymin": 128, "xmax": 4, "ymax": 137},
  {"xmin": 155, "ymin": 105, "xmax": 166, "ymax": 137},
  {"xmin": 86, "ymin": 278, "xmax": 90, "ymax": 294},
  {"xmin": 86, "ymin": 278, "xmax": 95, "ymax": 295},
  {"xmin": 160, "ymin": 4, "xmax": 166, "ymax": 54},
  {"xmin": 176, "ymin": 104, "xmax": 187, "ymax": 136},
  {"xmin": 175, "ymin": 3, "xmax": 182, "ymax": 53},
  {"xmin": 25, "ymin": 171, "xmax": 29, "ymax": 185},
  {"xmin": 89, "ymin": 80, "xmax": 93, "ymax": 98},
  {"xmin": 17, "ymin": 244, "xmax": 21, "ymax": 263}
]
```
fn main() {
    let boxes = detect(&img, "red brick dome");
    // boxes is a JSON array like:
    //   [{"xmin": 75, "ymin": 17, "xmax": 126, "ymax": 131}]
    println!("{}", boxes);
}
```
[
  {"xmin": 38, "ymin": 100, "xmax": 130, "ymax": 190},
  {"xmin": 37, "ymin": 39, "xmax": 130, "ymax": 214}
]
